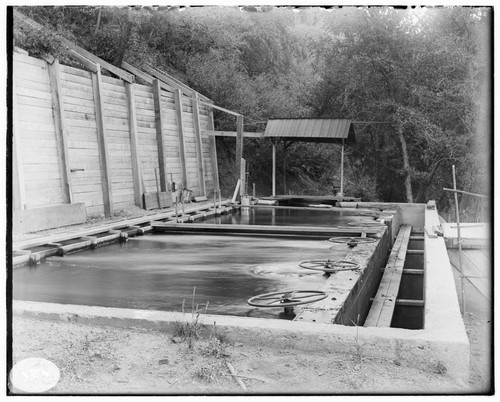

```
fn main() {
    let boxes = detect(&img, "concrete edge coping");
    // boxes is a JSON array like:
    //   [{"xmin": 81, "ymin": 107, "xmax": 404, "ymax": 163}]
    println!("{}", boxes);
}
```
[{"xmin": 12, "ymin": 300, "xmax": 469, "ymax": 383}]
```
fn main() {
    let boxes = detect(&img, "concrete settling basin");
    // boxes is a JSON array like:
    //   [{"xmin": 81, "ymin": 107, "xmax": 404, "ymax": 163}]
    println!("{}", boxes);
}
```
[{"xmin": 12, "ymin": 199, "xmax": 469, "ymax": 383}]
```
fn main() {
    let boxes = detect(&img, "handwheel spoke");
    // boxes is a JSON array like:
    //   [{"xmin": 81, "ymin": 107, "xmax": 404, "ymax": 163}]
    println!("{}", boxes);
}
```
[
  {"xmin": 267, "ymin": 299, "xmax": 285, "ymax": 305},
  {"xmin": 258, "ymin": 295, "xmax": 285, "ymax": 301}
]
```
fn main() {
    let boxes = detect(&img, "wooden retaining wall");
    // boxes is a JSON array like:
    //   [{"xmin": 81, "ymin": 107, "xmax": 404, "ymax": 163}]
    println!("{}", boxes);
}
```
[{"xmin": 13, "ymin": 51, "xmax": 216, "ymax": 219}]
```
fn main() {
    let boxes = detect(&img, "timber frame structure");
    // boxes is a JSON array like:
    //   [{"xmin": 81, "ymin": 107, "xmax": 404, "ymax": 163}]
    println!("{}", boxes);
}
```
[{"xmin": 12, "ymin": 10, "xmax": 246, "ymax": 233}]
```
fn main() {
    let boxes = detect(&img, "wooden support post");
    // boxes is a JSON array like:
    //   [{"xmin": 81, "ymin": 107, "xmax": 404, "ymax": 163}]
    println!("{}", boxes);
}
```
[
  {"xmin": 240, "ymin": 158, "xmax": 246, "ymax": 198},
  {"xmin": 208, "ymin": 109, "xmax": 220, "ymax": 195},
  {"xmin": 283, "ymin": 141, "xmax": 287, "ymax": 195},
  {"xmin": 48, "ymin": 59, "xmax": 73, "ymax": 204},
  {"xmin": 125, "ymin": 82, "xmax": 143, "ymax": 208},
  {"xmin": 192, "ymin": 93, "xmax": 206, "ymax": 197},
  {"xmin": 152, "ymin": 79, "xmax": 167, "ymax": 192},
  {"xmin": 452, "ymin": 165, "xmax": 465, "ymax": 313},
  {"xmin": 12, "ymin": 78, "xmax": 26, "ymax": 210},
  {"xmin": 174, "ymin": 89, "xmax": 188, "ymax": 190},
  {"xmin": 231, "ymin": 179, "xmax": 241, "ymax": 204},
  {"xmin": 340, "ymin": 139, "xmax": 344, "ymax": 196},
  {"xmin": 235, "ymin": 114, "xmax": 244, "ymax": 175},
  {"xmin": 272, "ymin": 142, "xmax": 276, "ymax": 197},
  {"xmin": 91, "ymin": 64, "xmax": 113, "ymax": 217}
]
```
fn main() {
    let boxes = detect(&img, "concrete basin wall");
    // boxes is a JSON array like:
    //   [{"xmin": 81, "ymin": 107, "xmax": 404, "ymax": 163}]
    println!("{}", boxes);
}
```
[{"xmin": 11, "ymin": 202, "xmax": 469, "ymax": 384}]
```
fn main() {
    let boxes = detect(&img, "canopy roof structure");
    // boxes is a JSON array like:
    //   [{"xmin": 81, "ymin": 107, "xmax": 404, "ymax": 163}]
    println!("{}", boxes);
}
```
[{"xmin": 263, "ymin": 118, "xmax": 357, "ymax": 144}]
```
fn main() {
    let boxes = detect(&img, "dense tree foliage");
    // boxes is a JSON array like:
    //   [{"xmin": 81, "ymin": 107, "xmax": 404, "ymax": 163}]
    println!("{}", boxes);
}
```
[{"xmin": 13, "ymin": 6, "xmax": 491, "ymax": 219}]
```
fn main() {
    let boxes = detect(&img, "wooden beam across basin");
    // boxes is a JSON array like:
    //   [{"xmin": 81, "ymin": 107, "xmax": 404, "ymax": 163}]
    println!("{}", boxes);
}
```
[{"xmin": 151, "ymin": 222, "xmax": 385, "ymax": 237}]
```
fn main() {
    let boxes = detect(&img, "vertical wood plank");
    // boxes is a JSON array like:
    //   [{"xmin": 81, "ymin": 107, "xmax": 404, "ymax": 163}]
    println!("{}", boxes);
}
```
[
  {"xmin": 152, "ymin": 79, "xmax": 167, "ymax": 192},
  {"xmin": 48, "ymin": 59, "xmax": 73, "ymax": 204},
  {"xmin": 126, "ymin": 82, "xmax": 143, "ymax": 207},
  {"xmin": 91, "ymin": 65, "xmax": 113, "ymax": 217},
  {"xmin": 174, "ymin": 89, "xmax": 188, "ymax": 190},
  {"xmin": 12, "ymin": 74, "xmax": 26, "ymax": 209},
  {"xmin": 235, "ymin": 114, "xmax": 244, "ymax": 175},
  {"xmin": 191, "ymin": 93, "xmax": 206, "ymax": 197},
  {"xmin": 12, "ymin": 133, "xmax": 26, "ymax": 210},
  {"xmin": 208, "ymin": 109, "xmax": 220, "ymax": 195}
]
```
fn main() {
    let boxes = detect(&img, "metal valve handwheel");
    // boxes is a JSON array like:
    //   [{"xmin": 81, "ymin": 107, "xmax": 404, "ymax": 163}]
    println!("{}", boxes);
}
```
[
  {"xmin": 299, "ymin": 259, "xmax": 360, "ymax": 273},
  {"xmin": 247, "ymin": 290, "xmax": 327, "ymax": 308},
  {"xmin": 347, "ymin": 221, "xmax": 385, "ymax": 227},
  {"xmin": 328, "ymin": 237, "xmax": 377, "ymax": 247}
]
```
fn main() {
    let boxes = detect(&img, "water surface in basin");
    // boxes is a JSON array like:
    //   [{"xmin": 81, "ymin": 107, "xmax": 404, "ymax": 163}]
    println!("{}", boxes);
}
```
[
  {"xmin": 14, "ymin": 234, "xmax": 351, "ymax": 318},
  {"xmin": 203, "ymin": 207, "xmax": 373, "ymax": 227}
]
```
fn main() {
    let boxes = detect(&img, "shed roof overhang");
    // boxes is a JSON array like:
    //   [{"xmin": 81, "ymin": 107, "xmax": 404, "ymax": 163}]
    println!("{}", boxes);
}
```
[{"xmin": 263, "ymin": 118, "xmax": 356, "ymax": 144}]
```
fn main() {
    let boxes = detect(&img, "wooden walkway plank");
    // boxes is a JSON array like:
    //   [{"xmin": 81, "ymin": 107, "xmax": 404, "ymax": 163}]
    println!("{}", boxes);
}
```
[{"xmin": 364, "ymin": 225, "xmax": 412, "ymax": 327}]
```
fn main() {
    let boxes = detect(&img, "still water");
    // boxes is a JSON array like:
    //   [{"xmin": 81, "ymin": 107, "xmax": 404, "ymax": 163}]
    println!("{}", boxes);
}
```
[
  {"xmin": 204, "ymin": 207, "xmax": 370, "ymax": 227},
  {"xmin": 13, "ymin": 234, "xmax": 350, "ymax": 318}
]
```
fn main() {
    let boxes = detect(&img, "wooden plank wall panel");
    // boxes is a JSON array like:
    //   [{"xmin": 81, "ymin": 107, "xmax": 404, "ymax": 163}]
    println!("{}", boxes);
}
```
[
  {"xmin": 160, "ymin": 92, "xmax": 182, "ymax": 188},
  {"xmin": 101, "ymin": 79, "xmax": 135, "ymax": 209},
  {"xmin": 199, "ymin": 106, "xmax": 215, "ymax": 194},
  {"xmin": 134, "ymin": 84, "xmax": 160, "ymax": 193},
  {"xmin": 59, "ymin": 66, "xmax": 104, "ymax": 216},
  {"xmin": 13, "ymin": 53, "xmax": 65, "ymax": 207},
  {"xmin": 182, "ymin": 114, "xmax": 201, "ymax": 196},
  {"xmin": 14, "ymin": 53, "xmax": 218, "ymax": 215}
]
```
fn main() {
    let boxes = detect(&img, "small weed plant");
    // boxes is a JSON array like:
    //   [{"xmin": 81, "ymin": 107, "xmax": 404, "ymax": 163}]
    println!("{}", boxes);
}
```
[
  {"xmin": 351, "ymin": 315, "xmax": 365, "ymax": 362},
  {"xmin": 172, "ymin": 287, "xmax": 209, "ymax": 349}
]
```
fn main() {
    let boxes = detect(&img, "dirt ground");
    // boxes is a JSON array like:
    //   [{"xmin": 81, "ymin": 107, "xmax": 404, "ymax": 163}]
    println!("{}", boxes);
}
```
[
  {"xmin": 10, "ymin": 208, "xmax": 493, "ymax": 396},
  {"xmin": 10, "ymin": 304, "xmax": 491, "ymax": 396}
]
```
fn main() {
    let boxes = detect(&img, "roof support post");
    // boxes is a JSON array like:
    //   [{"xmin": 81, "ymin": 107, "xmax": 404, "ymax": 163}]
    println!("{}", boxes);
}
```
[
  {"xmin": 340, "ymin": 139, "xmax": 344, "ymax": 196},
  {"xmin": 235, "ymin": 115, "xmax": 244, "ymax": 177},
  {"xmin": 272, "ymin": 141, "xmax": 276, "ymax": 197},
  {"xmin": 283, "ymin": 140, "xmax": 287, "ymax": 195}
]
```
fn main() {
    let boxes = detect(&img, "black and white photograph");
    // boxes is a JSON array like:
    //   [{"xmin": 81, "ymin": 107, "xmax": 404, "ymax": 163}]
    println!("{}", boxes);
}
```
[{"xmin": 6, "ymin": 2, "xmax": 493, "ymax": 396}]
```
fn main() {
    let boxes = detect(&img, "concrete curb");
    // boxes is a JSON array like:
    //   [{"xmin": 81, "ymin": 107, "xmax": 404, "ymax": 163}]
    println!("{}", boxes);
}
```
[{"xmin": 13, "ymin": 300, "xmax": 469, "ymax": 385}]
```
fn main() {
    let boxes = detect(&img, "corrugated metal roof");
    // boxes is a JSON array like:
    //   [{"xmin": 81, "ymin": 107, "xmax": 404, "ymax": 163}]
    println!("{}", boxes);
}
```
[{"xmin": 263, "ymin": 119, "xmax": 356, "ymax": 143}]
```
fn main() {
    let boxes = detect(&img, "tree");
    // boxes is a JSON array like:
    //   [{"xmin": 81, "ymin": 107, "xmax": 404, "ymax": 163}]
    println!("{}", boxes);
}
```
[{"xmin": 310, "ymin": 7, "xmax": 490, "ymax": 206}]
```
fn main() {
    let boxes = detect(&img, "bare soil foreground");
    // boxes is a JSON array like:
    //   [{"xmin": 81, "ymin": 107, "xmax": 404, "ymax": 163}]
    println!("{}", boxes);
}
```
[{"xmin": 10, "ymin": 307, "xmax": 490, "ymax": 396}]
